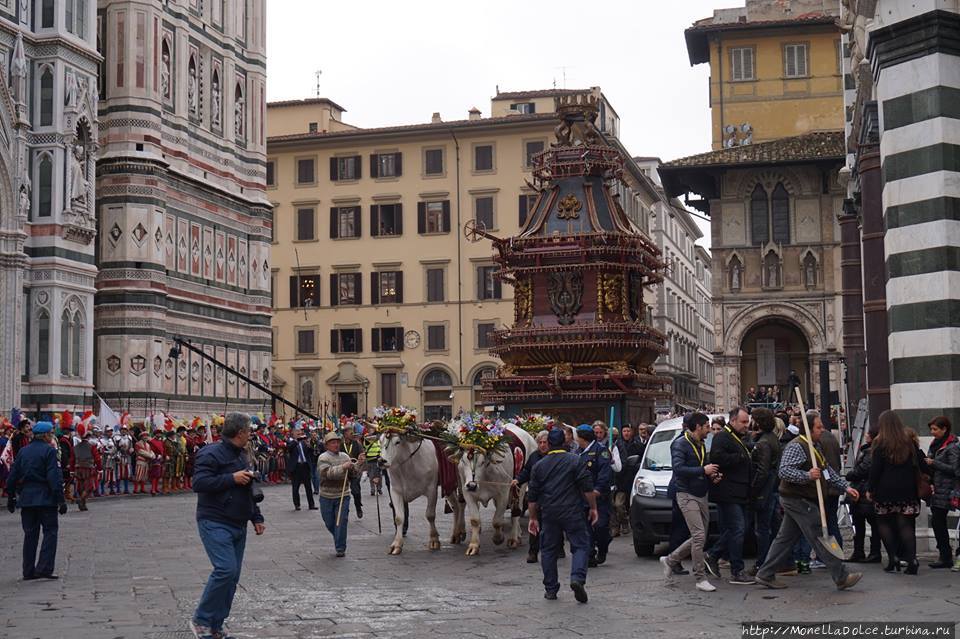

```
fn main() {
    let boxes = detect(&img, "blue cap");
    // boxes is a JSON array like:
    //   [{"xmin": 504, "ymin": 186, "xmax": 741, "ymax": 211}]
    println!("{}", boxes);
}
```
[
  {"xmin": 32, "ymin": 421, "xmax": 53, "ymax": 434},
  {"xmin": 547, "ymin": 429, "xmax": 565, "ymax": 447},
  {"xmin": 576, "ymin": 424, "xmax": 594, "ymax": 434}
]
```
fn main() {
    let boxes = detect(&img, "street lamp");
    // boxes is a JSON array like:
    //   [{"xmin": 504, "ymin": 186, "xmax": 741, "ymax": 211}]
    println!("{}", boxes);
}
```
[{"xmin": 362, "ymin": 378, "xmax": 369, "ymax": 418}]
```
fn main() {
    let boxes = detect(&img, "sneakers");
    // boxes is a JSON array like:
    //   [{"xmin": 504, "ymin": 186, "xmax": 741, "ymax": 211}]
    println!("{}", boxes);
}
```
[
  {"xmin": 190, "ymin": 620, "xmax": 216, "ymax": 639},
  {"xmin": 704, "ymin": 554, "xmax": 721, "ymax": 579},
  {"xmin": 695, "ymin": 579, "xmax": 717, "ymax": 592},
  {"xmin": 671, "ymin": 563, "xmax": 690, "ymax": 576},
  {"xmin": 544, "ymin": 591, "xmax": 558, "ymax": 600},
  {"xmin": 660, "ymin": 556, "xmax": 674, "ymax": 580},
  {"xmin": 797, "ymin": 560, "xmax": 811, "ymax": 575},
  {"xmin": 754, "ymin": 574, "xmax": 788, "ymax": 589},
  {"xmin": 809, "ymin": 560, "xmax": 827, "ymax": 569},
  {"xmin": 836, "ymin": 572, "xmax": 862, "ymax": 591},
  {"xmin": 729, "ymin": 571, "xmax": 755, "ymax": 585},
  {"xmin": 570, "ymin": 581, "xmax": 588, "ymax": 603}
]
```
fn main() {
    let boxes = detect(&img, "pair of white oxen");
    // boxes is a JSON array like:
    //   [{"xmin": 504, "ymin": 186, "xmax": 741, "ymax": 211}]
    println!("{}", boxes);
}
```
[{"xmin": 377, "ymin": 423, "xmax": 537, "ymax": 556}]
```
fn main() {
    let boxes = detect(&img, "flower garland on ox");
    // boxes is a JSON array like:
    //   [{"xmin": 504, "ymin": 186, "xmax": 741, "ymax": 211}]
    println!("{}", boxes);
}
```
[
  {"xmin": 446, "ymin": 412, "xmax": 510, "ymax": 458},
  {"xmin": 371, "ymin": 406, "xmax": 418, "ymax": 434},
  {"xmin": 515, "ymin": 413, "xmax": 555, "ymax": 437}
]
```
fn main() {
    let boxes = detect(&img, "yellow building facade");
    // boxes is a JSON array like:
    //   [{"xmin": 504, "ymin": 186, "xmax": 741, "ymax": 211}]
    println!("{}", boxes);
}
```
[
  {"xmin": 684, "ymin": 0, "xmax": 843, "ymax": 149},
  {"xmin": 266, "ymin": 89, "xmax": 659, "ymax": 420}
]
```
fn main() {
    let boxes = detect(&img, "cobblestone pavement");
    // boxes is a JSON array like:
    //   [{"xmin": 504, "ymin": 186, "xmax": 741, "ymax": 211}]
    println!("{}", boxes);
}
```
[{"xmin": 1, "ymin": 483, "xmax": 958, "ymax": 639}]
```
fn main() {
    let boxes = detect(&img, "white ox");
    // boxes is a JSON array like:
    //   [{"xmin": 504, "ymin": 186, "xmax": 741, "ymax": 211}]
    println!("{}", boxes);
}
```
[
  {"xmin": 457, "ymin": 424, "xmax": 536, "ymax": 556},
  {"xmin": 379, "ymin": 431, "xmax": 465, "ymax": 555}
]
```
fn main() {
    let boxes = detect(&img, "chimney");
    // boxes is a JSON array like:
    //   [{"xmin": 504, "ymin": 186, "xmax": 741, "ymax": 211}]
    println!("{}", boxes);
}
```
[
  {"xmin": 431, "ymin": 112, "xmax": 442, "ymax": 123},
  {"xmin": 468, "ymin": 107, "xmax": 482, "ymax": 121}
]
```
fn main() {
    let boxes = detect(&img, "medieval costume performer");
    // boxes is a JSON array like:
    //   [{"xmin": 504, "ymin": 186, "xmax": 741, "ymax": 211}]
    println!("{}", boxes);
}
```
[
  {"xmin": 58, "ymin": 422, "xmax": 76, "ymax": 502},
  {"xmin": 174, "ymin": 427, "xmax": 188, "ymax": 490},
  {"xmin": 71, "ymin": 427, "xmax": 101, "ymax": 511},
  {"xmin": 115, "ymin": 425, "xmax": 135, "ymax": 494},
  {"xmin": 148, "ymin": 429, "xmax": 166, "ymax": 495},
  {"xmin": 133, "ymin": 431, "xmax": 154, "ymax": 493},
  {"xmin": 162, "ymin": 430, "xmax": 178, "ymax": 493},
  {"xmin": 99, "ymin": 426, "xmax": 119, "ymax": 495}
]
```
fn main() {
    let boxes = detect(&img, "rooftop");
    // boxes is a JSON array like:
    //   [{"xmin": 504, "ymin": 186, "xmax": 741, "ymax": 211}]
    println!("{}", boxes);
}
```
[
  {"xmin": 685, "ymin": 11, "xmax": 838, "ymax": 65},
  {"xmin": 266, "ymin": 97, "xmax": 348, "ymax": 112},
  {"xmin": 662, "ymin": 131, "xmax": 844, "ymax": 169},
  {"xmin": 493, "ymin": 88, "xmax": 593, "ymax": 101}
]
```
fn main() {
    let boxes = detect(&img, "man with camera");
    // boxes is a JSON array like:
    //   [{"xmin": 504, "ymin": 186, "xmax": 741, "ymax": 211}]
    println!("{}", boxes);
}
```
[{"xmin": 190, "ymin": 413, "xmax": 265, "ymax": 639}]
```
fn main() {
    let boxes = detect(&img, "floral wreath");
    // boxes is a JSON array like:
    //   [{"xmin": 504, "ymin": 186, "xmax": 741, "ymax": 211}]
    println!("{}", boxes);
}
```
[
  {"xmin": 372, "ymin": 406, "xmax": 418, "ymax": 434},
  {"xmin": 515, "ymin": 413, "xmax": 555, "ymax": 437},
  {"xmin": 446, "ymin": 411, "xmax": 509, "ymax": 457}
]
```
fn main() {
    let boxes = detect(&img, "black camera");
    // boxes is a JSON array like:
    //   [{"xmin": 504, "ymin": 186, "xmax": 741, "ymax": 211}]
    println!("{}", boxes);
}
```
[{"xmin": 249, "ymin": 474, "xmax": 264, "ymax": 503}]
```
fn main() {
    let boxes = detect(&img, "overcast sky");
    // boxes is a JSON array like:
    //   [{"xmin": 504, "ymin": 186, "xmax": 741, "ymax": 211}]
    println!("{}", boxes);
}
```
[{"xmin": 265, "ymin": 0, "xmax": 719, "ymax": 244}]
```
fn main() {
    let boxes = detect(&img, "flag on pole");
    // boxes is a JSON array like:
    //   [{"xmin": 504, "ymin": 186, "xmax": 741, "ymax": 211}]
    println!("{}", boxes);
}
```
[{"xmin": 96, "ymin": 394, "xmax": 121, "ymax": 430}]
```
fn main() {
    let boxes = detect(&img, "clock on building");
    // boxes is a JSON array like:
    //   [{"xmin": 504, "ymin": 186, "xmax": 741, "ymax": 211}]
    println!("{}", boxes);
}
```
[{"xmin": 403, "ymin": 330, "xmax": 421, "ymax": 349}]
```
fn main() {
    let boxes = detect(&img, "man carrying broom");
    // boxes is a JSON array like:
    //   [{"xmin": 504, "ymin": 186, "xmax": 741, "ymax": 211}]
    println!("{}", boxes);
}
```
[
  {"xmin": 754, "ymin": 408, "xmax": 862, "ymax": 590},
  {"xmin": 316, "ymin": 430, "xmax": 363, "ymax": 557}
]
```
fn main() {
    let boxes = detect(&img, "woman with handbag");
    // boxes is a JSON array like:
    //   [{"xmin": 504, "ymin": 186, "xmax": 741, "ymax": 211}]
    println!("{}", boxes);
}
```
[
  {"xmin": 924, "ymin": 416, "xmax": 960, "ymax": 569},
  {"xmin": 845, "ymin": 425, "xmax": 881, "ymax": 563},
  {"xmin": 867, "ymin": 410, "xmax": 929, "ymax": 575}
]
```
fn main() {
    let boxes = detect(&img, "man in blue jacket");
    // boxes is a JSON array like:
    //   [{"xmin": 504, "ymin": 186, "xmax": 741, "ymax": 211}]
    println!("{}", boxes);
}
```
[
  {"xmin": 660, "ymin": 413, "xmax": 720, "ymax": 592},
  {"xmin": 6, "ymin": 421, "xmax": 67, "ymax": 581},
  {"xmin": 576, "ymin": 424, "xmax": 612, "ymax": 566},
  {"xmin": 190, "ymin": 413, "xmax": 265, "ymax": 639}
]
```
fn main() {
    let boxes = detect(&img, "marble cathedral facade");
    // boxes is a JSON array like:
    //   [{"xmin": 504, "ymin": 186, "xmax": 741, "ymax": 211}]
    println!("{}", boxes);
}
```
[
  {"xmin": 0, "ymin": 0, "xmax": 99, "ymax": 413},
  {"xmin": 95, "ymin": 0, "xmax": 271, "ymax": 415}
]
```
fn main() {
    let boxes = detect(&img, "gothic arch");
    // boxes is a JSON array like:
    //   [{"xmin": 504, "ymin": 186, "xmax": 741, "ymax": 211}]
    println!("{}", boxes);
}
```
[
  {"xmin": 416, "ymin": 363, "xmax": 457, "ymax": 389},
  {"xmin": 734, "ymin": 168, "xmax": 804, "ymax": 200},
  {"xmin": 724, "ymin": 302, "xmax": 826, "ymax": 356},
  {"xmin": 800, "ymin": 248, "xmax": 820, "ymax": 288}
]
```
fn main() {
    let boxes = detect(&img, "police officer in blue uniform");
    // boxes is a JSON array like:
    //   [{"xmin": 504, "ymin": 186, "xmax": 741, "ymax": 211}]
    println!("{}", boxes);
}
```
[
  {"xmin": 576, "ymin": 423, "xmax": 612, "ymax": 566},
  {"xmin": 5, "ymin": 421, "xmax": 67, "ymax": 580},
  {"xmin": 528, "ymin": 429, "xmax": 597, "ymax": 603}
]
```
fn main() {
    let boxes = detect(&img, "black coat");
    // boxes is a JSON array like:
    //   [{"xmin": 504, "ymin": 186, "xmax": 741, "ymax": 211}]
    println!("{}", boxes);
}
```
[
  {"xmin": 193, "ymin": 440, "xmax": 264, "ymax": 528},
  {"xmin": 285, "ymin": 439, "xmax": 315, "ymax": 473},
  {"xmin": 614, "ymin": 437, "xmax": 645, "ymax": 492},
  {"xmin": 708, "ymin": 428, "xmax": 752, "ymax": 504},
  {"xmin": 750, "ymin": 431, "xmax": 781, "ymax": 500},
  {"xmin": 927, "ymin": 436, "xmax": 960, "ymax": 511},
  {"xmin": 868, "ymin": 446, "xmax": 927, "ymax": 504}
]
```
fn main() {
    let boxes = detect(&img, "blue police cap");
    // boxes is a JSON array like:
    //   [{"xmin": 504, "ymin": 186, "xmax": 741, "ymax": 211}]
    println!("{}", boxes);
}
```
[
  {"xmin": 32, "ymin": 421, "xmax": 53, "ymax": 435},
  {"xmin": 576, "ymin": 424, "xmax": 594, "ymax": 434},
  {"xmin": 547, "ymin": 429, "xmax": 565, "ymax": 447}
]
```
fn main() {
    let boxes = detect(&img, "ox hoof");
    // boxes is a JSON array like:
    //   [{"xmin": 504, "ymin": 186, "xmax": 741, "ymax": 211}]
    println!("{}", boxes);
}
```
[
  {"xmin": 465, "ymin": 545, "xmax": 480, "ymax": 556},
  {"xmin": 388, "ymin": 545, "xmax": 403, "ymax": 555},
  {"xmin": 492, "ymin": 534, "xmax": 505, "ymax": 546},
  {"xmin": 428, "ymin": 538, "xmax": 441, "ymax": 551},
  {"xmin": 506, "ymin": 538, "xmax": 520, "ymax": 549}
]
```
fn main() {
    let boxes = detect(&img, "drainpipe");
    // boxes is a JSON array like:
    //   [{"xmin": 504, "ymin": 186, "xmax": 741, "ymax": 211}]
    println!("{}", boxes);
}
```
[{"xmin": 449, "ymin": 128, "xmax": 464, "ymax": 386}]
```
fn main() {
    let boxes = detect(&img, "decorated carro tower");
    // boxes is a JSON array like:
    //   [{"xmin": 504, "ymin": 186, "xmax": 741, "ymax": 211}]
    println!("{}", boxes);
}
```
[{"xmin": 465, "ymin": 93, "xmax": 671, "ymax": 427}]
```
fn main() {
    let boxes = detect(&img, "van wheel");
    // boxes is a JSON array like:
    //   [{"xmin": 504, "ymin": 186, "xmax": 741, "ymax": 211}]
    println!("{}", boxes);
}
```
[{"xmin": 633, "ymin": 538, "xmax": 655, "ymax": 557}]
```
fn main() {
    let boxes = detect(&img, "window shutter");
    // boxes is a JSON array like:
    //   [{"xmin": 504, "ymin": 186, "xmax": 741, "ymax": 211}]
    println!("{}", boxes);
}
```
[
  {"xmin": 442, "ymin": 200, "xmax": 451, "ymax": 233},
  {"xmin": 330, "ymin": 207, "xmax": 338, "ymax": 239},
  {"xmin": 395, "ymin": 203, "xmax": 403, "ymax": 235},
  {"xmin": 394, "ymin": 152, "xmax": 402, "ymax": 176},
  {"xmin": 397, "ymin": 326, "xmax": 404, "ymax": 351},
  {"xmin": 353, "ymin": 207, "xmax": 361, "ymax": 237},
  {"xmin": 329, "ymin": 157, "xmax": 338, "ymax": 181},
  {"xmin": 370, "ymin": 153, "xmax": 379, "ymax": 179},
  {"xmin": 370, "ymin": 272, "xmax": 380, "ymax": 305},
  {"xmin": 329, "ymin": 273, "xmax": 338, "ymax": 307},
  {"xmin": 418, "ymin": 202, "xmax": 426, "ymax": 234},
  {"xmin": 519, "ymin": 195, "xmax": 528, "ymax": 227},
  {"xmin": 353, "ymin": 155, "xmax": 362, "ymax": 179},
  {"xmin": 289, "ymin": 275, "xmax": 299, "ymax": 308},
  {"xmin": 354, "ymin": 273, "xmax": 362, "ymax": 305},
  {"xmin": 370, "ymin": 205, "xmax": 379, "ymax": 237},
  {"xmin": 330, "ymin": 329, "xmax": 339, "ymax": 354},
  {"xmin": 494, "ymin": 271, "xmax": 502, "ymax": 299},
  {"xmin": 745, "ymin": 48, "xmax": 754, "ymax": 79},
  {"xmin": 477, "ymin": 267, "xmax": 483, "ymax": 300},
  {"xmin": 356, "ymin": 329, "xmax": 363, "ymax": 352},
  {"xmin": 371, "ymin": 328, "xmax": 380, "ymax": 352},
  {"xmin": 395, "ymin": 271, "xmax": 404, "ymax": 303},
  {"xmin": 732, "ymin": 49, "xmax": 742, "ymax": 81}
]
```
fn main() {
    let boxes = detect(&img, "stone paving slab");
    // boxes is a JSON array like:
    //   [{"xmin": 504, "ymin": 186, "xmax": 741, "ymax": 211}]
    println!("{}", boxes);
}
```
[{"xmin": 0, "ymin": 483, "xmax": 957, "ymax": 639}]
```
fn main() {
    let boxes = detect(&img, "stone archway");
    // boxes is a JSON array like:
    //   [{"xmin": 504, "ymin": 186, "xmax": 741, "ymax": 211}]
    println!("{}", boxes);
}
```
[{"xmin": 717, "ymin": 302, "xmax": 827, "ymax": 409}]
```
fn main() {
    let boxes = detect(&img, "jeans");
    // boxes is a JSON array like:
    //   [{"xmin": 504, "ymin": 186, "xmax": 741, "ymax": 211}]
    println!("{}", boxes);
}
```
[
  {"xmin": 758, "ymin": 496, "xmax": 849, "ymax": 585},
  {"xmin": 930, "ymin": 506, "xmax": 954, "ymax": 560},
  {"xmin": 21, "ymin": 506, "xmax": 58, "ymax": 579},
  {"xmin": 824, "ymin": 494, "xmax": 843, "ymax": 548},
  {"xmin": 667, "ymin": 492, "xmax": 709, "ymax": 580},
  {"xmin": 319, "ymin": 495, "xmax": 350, "ymax": 552},
  {"xmin": 708, "ymin": 501, "xmax": 746, "ymax": 574},
  {"xmin": 311, "ymin": 465, "xmax": 320, "ymax": 493},
  {"xmin": 793, "ymin": 535, "xmax": 812, "ymax": 563},
  {"xmin": 194, "ymin": 519, "xmax": 247, "ymax": 632},
  {"xmin": 540, "ymin": 515, "xmax": 590, "ymax": 594},
  {"xmin": 755, "ymin": 484, "xmax": 780, "ymax": 566}
]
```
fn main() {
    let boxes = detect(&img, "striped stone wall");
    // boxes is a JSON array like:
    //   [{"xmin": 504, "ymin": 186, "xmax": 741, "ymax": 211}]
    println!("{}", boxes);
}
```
[{"xmin": 872, "ymin": 9, "xmax": 960, "ymax": 427}]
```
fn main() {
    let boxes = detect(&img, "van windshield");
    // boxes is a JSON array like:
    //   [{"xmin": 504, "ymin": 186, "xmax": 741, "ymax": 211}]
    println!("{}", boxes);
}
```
[{"xmin": 642, "ymin": 429, "xmax": 679, "ymax": 471}]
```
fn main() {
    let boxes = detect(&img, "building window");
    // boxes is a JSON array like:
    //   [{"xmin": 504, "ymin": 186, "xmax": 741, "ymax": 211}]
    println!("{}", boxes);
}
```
[
  {"xmin": 418, "ymin": 200, "xmax": 450, "ymax": 234},
  {"xmin": 37, "ymin": 154, "xmax": 52, "ymax": 218},
  {"xmin": 784, "ymin": 43, "xmax": 809, "ymax": 78},
  {"xmin": 474, "ymin": 196, "xmax": 494, "ymax": 230},
  {"xmin": 426, "ymin": 268, "xmax": 445, "ymax": 302},
  {"xmin": 41, "ymin": 0, "xmax": 54, "ymax": 27},
  {"xmin": 297, "ymin": 374, "xmax": 315, "ymax": 410},
  {"xmin": 294, "ymin": 207, "xmax": 315, "ymax": 241},
  {"xmin": 519, "ymin": 194, "xmax": 537, "ymax": 227},
  {"xmin": 265, "ymin": 160, "xmax": 275, "ymax": 187},
  {"xmin": 135, "ymin": 11, "xmax": 145, "ymax": 88},
  {"xmin": 422, "ymin": 368, "xmax": 453, "ymax": 421},
  {"xmin": 426, "ymin": 324, "xmax": 446, "ymax": 351},
  {"xmin": 771, "ymin": 184, "xmax": 790, "ymax": 244},
  {"xmin": 289, "ymin": 274, "xmax": 320, "ymax": 307},
  {"xmin": 308, "ymin": 122, "xmax": 318, "ymax": 133},
  {"xmin": 330, "ymin": 206, "xmax": 360, "ymax": 239},
  {"xmin": 371, "ymin": 271, "xmax": 403, "ymax": 305},
  {"xmin": 371, "ymin": 203, "xmax": 402, "ymax": 237},
  {"xmin": 730, "ymin": 47, "xmax": 755, "ymax": 81},
  {"xmin": 39, "ymin": 68, "xmax": 54, "ymax": 126},
  {"xmin": 372, "ymin": 327, "xmax": 403, "ymax": 352},
  {"xmin": 330, "ymin": 272, "xmax": 361, "ymax": 306},
  {"xmin": 477, "ymin": 322, "xmax": 495, "ymax": 349},
  {"xmin": 116, "ymin": 12, "xmax": 125, "ymax": 87},
  {"xmin": 296, "ymin": 328, "xmax": 316, "ymax": 355},
  {"xmin": 424, "ymin": 148, "xmax": 444, "ymax": 175},
  {"xmin": 471, "ymin": 366, "xmax": 495, "ymax": 411},
  {"xmin": 750, "ymin": 184, "xmax": 769, "ymax": 246},
  {"xmin": 524, "ymin": 140, "xmax": 545, "ymax": 168},
  {"xmin": 370, "ymin": 152, "xmax": 402, "ymax": 178},
  {"xmin": 66, "ymin": 0, "xmax": 87, "ymax": 37},
  {"xmin": 511, "ymin": 102, "xmax": 535, "ymax": 114},
  {"xmin": 330, "ymin": 328, "xmax": 362, "ymax": 354},
  {"xmin": 380, "ymin": 372, "xmax": 398, "ymax": 407},
  {"xmin": 37, "ymin": 310, "xmax": 49, "ymax": 375},
  {"xmin": 330, "ymin": 155, "xmax": 361, "ymax": 181},
  {"xmin": 296, "ymin": 158, "xmax": 316, "ymax": 185},
  {"xmin": 474, "ymin": 144, "xmax": 493, "ymax": 172},
  {"xmin": 750, "ymin": 182, "xmax": 790, "ymax": 245},
  {"xmin": 477, "ymin": 265, "xmax": 501, "ymax": 300}
]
